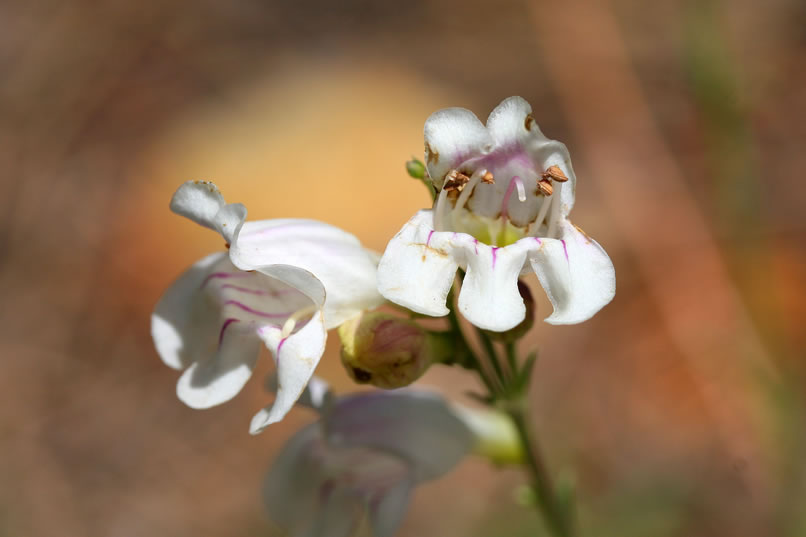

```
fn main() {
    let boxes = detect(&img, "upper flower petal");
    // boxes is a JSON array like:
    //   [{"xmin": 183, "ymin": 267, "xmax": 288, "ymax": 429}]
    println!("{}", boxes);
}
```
[
  {"xmin": 424, "ymin": 107, "xmax": 493, "ymax": 189},
  {"xmin": 170, "ymin": 181, "xmax": 384, "ymax": 329},
  {"xmin": 485, "ymin": 96, "xmax": 578, "ymax": 216},
  {"xmin": 231, "ymin": 219, "xmax": 383, "ymax": 329},
  {"xmin": 529, "ymin": 220, "xmax": 616, "ymax": 324},
  {"xmin": 325, "ymin": 390, "xmax": 474, "ymax": 481},
  {"xmin": 486, "ymin": 95, "xmax": 535, "ymax": 147}
]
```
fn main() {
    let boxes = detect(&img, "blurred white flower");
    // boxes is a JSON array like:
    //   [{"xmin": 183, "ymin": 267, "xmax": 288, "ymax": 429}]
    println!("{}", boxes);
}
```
[
  {"xmin": 263, "ymin": 382, "xmax": 474, "ymax": 537},
  {"xmin": 151, "ymin": 181, "xmax": 384, "ymax": 434},
  {"xmin": 378, "ymin": 96, "xmax": 615, "ymax": 331}
]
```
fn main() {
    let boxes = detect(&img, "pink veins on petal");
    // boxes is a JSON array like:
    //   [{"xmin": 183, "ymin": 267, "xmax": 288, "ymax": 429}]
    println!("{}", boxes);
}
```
[
  {"xmin": 426, "ymin": 230, "xmax": 434, "ymax": 247},
  {"xmin": 218, "ymin": 318, "xmax": 239, "ymax": 346},
  {"xmin": 201, "ymin": 271, "xmax": 251, "ymax": 289},
  {"xmin": 491, "ymin": 247, "xmax": 499, "ymax": 268},
  {"xmin": 223, "ymin": 300, "xmax": 293, "ymax": 319},
  {"xmin": 220, "ymin": 283, "xmax": 299, "ymax": 298},
  {"xmin": 561, "ymin": 239, "xmax": 569, "ymax": 261}
]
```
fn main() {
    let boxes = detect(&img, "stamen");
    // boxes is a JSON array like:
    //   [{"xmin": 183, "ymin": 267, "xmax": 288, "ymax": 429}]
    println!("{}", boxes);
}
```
[
  {"xmin": 454, "ymin": 168, "xmax": 486, "ymax": 213},
  {"xmin": 547, "ymin": 181, "xmax": 562, "ymax": 238},
  {"xmin": 443, "ymin": 169, "xmax": 470, "ymax": 193},
  {"xmin": 536, "ymin": 179, "xmax": 553, "ymax": 196},
  {"xmin": 281, "ymin": 305, "xmax": 317, "ymax": 338},
  {"xmin": 433, "ymin": 187, "xmax": 449, "ymax": 231},
  {"xmin": 528, "ymin": 193, "xmax": 554, "ymax": 236},
  {"xmin": 542, "ymin": 164, "xmax": 569, "ymax": 183},
  {"xmin": 500, "ymin": 175, "xmax": 526, "ymax": 219}
]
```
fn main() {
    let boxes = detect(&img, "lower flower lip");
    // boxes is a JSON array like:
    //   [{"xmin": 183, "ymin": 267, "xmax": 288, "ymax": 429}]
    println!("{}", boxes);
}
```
[{"xmin": 377, "ymin": 208, "xmax": 615, "ymax": 330}]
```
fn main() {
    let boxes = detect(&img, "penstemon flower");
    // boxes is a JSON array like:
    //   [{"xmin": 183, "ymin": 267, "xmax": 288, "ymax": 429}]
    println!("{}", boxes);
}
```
[
  {"xmin": 151, "ymin": 181, "xmax": 384, "ymax": 433},
  {"xmin": 378, "ymin": 96, "xmax": 616, "ymax": 331},
  {"xmin": 263, "ymin": 378, "xmax": 518, "ymax": 537}
]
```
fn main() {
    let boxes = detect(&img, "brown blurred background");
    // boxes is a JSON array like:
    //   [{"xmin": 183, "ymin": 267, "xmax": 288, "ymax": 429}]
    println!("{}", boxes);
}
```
[{"xmin": 1, "ymin": 0, "xmax": 804, "ymax": 535}]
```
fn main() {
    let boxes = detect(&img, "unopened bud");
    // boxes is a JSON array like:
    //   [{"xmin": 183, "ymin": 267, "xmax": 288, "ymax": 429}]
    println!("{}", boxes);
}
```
[
  {"xmin": 338, "ymin": 312, "xmax": 448, "ymax": 389},
  {"xmin": 486, "ymin": 280, "xmax": 535, "ymax": 342},
  {"xmin": 405, "ymin": 158, "xmax": 426, "ymax": 180}
]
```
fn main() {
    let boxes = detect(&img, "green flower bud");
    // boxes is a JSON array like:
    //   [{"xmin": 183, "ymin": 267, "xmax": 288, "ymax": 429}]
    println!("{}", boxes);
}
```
[
  {"xmin": 405, "ymin": 158, "xmax": 426, "ymax": 179},
  {"xmin": 486, "ymin": 280, "xmax": 535, "ymax": 343},
  {"xmin": 452, "ymin": 405, "xmax": 523, "ymax": 464},
  {"xmin": 339, "ymin": 312, "xmax": 449, "ymax": 389}
]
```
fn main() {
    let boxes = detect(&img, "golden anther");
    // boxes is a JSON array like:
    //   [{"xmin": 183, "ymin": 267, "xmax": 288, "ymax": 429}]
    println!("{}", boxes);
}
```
[
  {"xmin": 542, "ymin": 165, "xmax": 568, "ymax": 183},
  {"xmin": 536, "ymin": 179, "xmax": 553, "ymax": 196},
  {"xmin": 481, "ymin": 170, "xmax": 495, "ymax": 184},
  {"xmin": 524, "ymin": 114, "xmax": 535, "ymax": 131},
  {"xmin": 443, "ymin": 169, "xmax": 470, "ymax": 192}
]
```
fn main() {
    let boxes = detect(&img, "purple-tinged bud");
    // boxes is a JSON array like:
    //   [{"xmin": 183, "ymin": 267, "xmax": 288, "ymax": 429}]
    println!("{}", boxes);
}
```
[{"xmin": 338, "ymin": 312, "xmax": 448, "ymax": 389}]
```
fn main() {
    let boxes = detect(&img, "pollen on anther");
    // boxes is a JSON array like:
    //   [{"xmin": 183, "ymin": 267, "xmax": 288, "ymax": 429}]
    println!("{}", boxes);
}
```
[
  {"xmin": 443, "ymin": 169, "xmax": 470, "ymax": 192},
  {"xmin": 542, "ymin": 165, "xmax": 568, "ymax": 183},
  {"xmin": 536, "ymin": 179, "xmax": 553, "ymax": 196}
]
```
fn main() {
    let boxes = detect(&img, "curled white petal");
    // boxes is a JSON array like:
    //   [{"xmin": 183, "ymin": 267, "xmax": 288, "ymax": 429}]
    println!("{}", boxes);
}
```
[
  {"xmin": 171, "ymin": 181, "xmax": 384, "ymax": 329},
  {"xmin": 530, "ymin": 220, "xmax": 616, "ymax": 324},
  {"xmin": 231, "ymin": 218, "xmax": 384, "ymax": 328},
  {"xmin": 249, "ymin": 266, "xmax": 328, "ymax": 434},
  {"xmin": 169, "ymin": 181, "xmax": 227, "ymax": 232}
]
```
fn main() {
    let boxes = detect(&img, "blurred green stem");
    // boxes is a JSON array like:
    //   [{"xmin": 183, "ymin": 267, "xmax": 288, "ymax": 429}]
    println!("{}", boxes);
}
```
[{"xmin": 509, "ymin": 403, "xmax": 575, "ymax": 537}]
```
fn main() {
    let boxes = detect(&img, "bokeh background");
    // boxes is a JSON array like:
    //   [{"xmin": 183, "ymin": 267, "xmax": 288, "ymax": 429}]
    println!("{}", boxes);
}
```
[{"xmin": 1, "ymin": 0, "xmax": 804, "ymax": 535}]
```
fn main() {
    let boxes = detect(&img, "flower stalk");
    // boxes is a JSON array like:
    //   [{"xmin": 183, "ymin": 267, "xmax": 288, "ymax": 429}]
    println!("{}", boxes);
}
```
[{"xmin": 446, "ymin": 273, "xmax": 576, "ymax": 537}]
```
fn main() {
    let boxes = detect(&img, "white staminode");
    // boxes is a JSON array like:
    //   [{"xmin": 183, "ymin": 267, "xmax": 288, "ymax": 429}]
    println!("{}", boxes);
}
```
[{"xmin": 378, "ymin": 96, "xmax": 615, "ymax": 331}]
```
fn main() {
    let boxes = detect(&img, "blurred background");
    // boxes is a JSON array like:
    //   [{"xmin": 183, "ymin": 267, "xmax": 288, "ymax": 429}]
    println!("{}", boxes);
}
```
[{"xmin": 1, "ymin": 0, "xmax": 804, "ymax": 535}]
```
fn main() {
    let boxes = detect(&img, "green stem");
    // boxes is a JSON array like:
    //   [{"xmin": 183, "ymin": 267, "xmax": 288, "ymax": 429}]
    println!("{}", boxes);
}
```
[
  {"xmin": 509, "ymin": 405, "xmax": 575, "ymax": 537},
  {"xmin": 446, "ymin": 295, "xmax": 498, "ymax": 395},
  {"xmin": 476, "ymin": 327, "xmax": 505, "ymax": 386},
  {"xmin": 505, "ymin": 341, "xmax": 519, "ymax": 379}
]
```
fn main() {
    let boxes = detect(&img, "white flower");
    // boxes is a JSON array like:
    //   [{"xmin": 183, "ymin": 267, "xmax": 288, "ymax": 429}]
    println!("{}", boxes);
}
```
[
  {"xmin": 263, "ymin": 381, "xmax": 474, "ymax": 537},
  {"xmin": 151, "ymin": 181, "xmax": 384, "ymax": 434},
  {"xmin": 378, "ymin": 96, "xmax": 616, "ymax": 331}
]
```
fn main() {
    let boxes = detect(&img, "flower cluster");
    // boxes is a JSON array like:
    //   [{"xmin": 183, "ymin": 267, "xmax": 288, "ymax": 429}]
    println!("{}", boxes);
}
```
[{"xmin": 151, "ymin": 97, "xmax": 615, "ymax": 536}]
